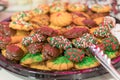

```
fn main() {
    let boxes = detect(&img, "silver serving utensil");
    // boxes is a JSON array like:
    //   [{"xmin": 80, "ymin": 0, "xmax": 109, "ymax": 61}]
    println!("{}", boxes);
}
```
[{"xmin": 89, "ymin": 44, "xmax": 120, "ymax": 80}]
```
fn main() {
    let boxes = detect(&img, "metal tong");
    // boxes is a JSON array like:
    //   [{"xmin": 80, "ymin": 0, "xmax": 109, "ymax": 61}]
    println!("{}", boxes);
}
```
[{"xmin": 89, "ymin": 45, "xmax": 120, "ymax": 80}]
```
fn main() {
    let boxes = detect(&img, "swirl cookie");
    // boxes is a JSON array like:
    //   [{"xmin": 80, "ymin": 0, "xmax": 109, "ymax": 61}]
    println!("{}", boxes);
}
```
[{"xmin": 50, "ymin": 12, "xmax": 72, "ymax": 27}]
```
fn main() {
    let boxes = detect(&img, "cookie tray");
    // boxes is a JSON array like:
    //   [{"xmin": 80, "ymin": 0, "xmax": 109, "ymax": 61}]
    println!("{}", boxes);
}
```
[{"xmin": 0, "ymin": 18, "xmax": 120, "ymax": 79}]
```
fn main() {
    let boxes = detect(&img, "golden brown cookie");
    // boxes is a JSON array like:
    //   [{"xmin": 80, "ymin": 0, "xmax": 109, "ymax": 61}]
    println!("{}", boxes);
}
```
[
  {"xmin": 30, "ymin": 14, "xmax": 50, "ymax": 28},
  {"xmin": 50, "ymin": 12, "xmax": 72, "ymax": 27},
  {"xmin": 9, "ymin": 20, "xmax": 33, "ymax": 31},
  {"xmin": 11, "ymin": 11, "xmax": 33, "ymax": 21},
  {"xmin": 30, "ymin": 63, "xmax": 51, "ymax": 70},
  {"xmin": 67, "ymin": 3, "xmax": 87, "ymax": 12},
  {"xmin": 31, "ymin": 4, "xmax": 49, "ymax": 16},
  {"xmin": 91, "ymin": 4, "xmax": 111, "ymax": 13},
  {"xmin": 47, "ymin": 56, "xmax": 73, "ymax": 70}
]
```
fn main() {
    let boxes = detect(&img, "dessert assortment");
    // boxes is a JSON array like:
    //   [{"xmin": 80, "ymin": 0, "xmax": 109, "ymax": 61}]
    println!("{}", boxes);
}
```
[{"xmin": 0, "ymin": 1, "xmax": 120, "ymax": 71}]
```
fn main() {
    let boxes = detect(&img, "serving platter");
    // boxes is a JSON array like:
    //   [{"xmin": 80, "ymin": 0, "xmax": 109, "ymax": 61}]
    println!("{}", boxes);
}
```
[{"xmin": 0, "ymin": 17, "xmax": 120, "ymax": 80}]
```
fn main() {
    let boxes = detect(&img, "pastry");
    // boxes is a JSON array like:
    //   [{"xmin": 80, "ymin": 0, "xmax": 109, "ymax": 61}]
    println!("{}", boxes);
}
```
[
  {"xmin": 22, "ymin": 33, "xmax": 46, "ymax": 46},
  {"xmin": 50, "ymin": 12, "xmax": 72, "ymax": 27},
  {"xmin": 5, "ymin": 44, "xmax": 24, "ymax": 61},
  {"xmin": 20, "ymin": 53, "xmax": 43, "ymax": 65},
  {"xmin": 102, "ymin": 36, "xmax": 119, "ymax": 52},
  {"xmin": 72, "ymin": 33, "xmax": 98, "ymax": 48},
  {"xmin": 27, "ymin": 43, "xmax": 43, "ymax": 54},
  {"xmin": 42, "ymin": 44, "xmax": 61, "ymax": 60},
  {"xmin": 91, "ymin": 4, "xmax": 111, "ymax": 13},
  {"xmin": 30, "ymin": 63, "xmax": 50, "ymax": 70},
  {"xmin": 11, "ymin": 11, "xmax": 32, "ymax": 21},
  {"xmin": 93, "ymin": 27, "xmax": 111, "ymax": 38},
  {"xmin": 31, "ymin": 4, "xmax": 49, "ymax": 16},
  {"xmin": 67, "ymin": 3, "xmax": 87, "ymax": 12},
  {"xmin": 30, "ymin": 14, "xmax": 49, "ymax": 28},
  {"xmin": 62, "ymin": 26, "xmax": 89, "ymax": 38},
  {"xmin": 72, "ymin": 12, "xmax": 97, "ymax": 27},
  {"xmin": 50, "ymin": 1, "xmax": 67, "ymax": 13},
  {"xmin": 9, "ymin": 20, "xmax": 33, "ymax": 31},
  {"xmin": 64, "ymin": 48, "xmax": 85, "ymax": 63},
  {"xmin": 34, "ymin": 26, "xmax": 59, "ymax": 37},
  {"xmin": 93, "ymin": 17, "xmax": 104, "ymax": 25},
  {"xmin": 75, "ymin": 56, "xmax": 100, "ymax": 69},
  {"xmin": 105, "ymin": 51, "xmax": 119, "ymax": 59},
  {"xmin": 47, "ymin": 56, "xmax": 73, "ymax": 70},
  {"xmin": 47, "ymin": 36, "xmax": 72, "ymax": 50}
]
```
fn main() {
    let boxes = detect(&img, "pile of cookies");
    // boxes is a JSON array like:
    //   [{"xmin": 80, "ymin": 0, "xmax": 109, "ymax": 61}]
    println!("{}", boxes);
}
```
[{"xmin": 0, "ymin": 1, "xmax": 119, "ymax": 71}]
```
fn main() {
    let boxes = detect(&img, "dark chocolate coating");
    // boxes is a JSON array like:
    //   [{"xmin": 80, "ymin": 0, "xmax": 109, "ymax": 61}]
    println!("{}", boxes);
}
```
[
  {"xmin": 42, "ymin": 44, "xmax": 61, "ymax": 60},
  {"xmin": 6, "ymin": 44, "xmax": 24, "ymax": 61},
  {"xmin": 27, "ymin": 43, "xmax": 43, "ymax": 54}
]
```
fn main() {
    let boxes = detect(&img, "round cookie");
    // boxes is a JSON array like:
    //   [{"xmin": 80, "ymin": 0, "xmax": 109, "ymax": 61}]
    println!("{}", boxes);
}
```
[
  {"xmin": 91, "ymin": 4, "xmax": 111, "ymax": 13},
  {"xmin": 11, "ymin": 11, "xmax": 32, "ymax": 21},
  {"xmin": 30, "ymin": 14, "xmax": 49, "ymax": 28},
  {"xmin": 72, "ymin": 33, "xmax": 98, "ymax": 48},
  {"xmin": 102, "ymin": 36, "xmax": 119, "ymax": 52},
  {"xmin": 67, "ymin": 3, "xmax": 87, "ymax": 12},
  {"xmin": 75, "ymin": 56, "xmax": 100, "ymax": 69},
  {"xmin": 64, "ymin": 48, "xmax": 85, "ymax": 63},
  {"xmin": 47, "ymin": 36, "xmax": 72, "ymax": 50},
  {"xmin": 50, "ymin": 1, "xmax": 67, "ymax": 13},
  {"xmin": 9, "ymin": 20, "xmax": 33, "ymax": 31},
  {"xmin": 20, "ymin": 52, "xmax": 43, "ymax": 65},
  {"xmin": 47, "ymin": 56, "xmax": 73, "ymax": 70},
  {"xmin": 50, "ymin": 12, "xmax": 72, "ymax": 27},
  {"xmin": 31, "ymin": 4, "xmax": 49, "ymax": 16}
]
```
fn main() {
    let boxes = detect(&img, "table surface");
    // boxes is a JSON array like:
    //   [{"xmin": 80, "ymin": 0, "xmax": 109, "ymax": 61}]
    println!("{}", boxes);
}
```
[{"xmin": 0, "ymin": 9, "xmax": 120, "ymax": 80}]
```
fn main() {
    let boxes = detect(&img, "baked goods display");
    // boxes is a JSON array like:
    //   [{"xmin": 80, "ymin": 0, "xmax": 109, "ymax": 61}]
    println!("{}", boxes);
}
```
[{"xmin": 1, "ymin": 2, "xmax": 120, "ymax": 71}]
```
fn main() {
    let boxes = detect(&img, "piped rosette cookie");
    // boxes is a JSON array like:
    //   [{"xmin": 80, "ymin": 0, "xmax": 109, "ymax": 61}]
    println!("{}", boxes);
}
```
[
  {"xmin": 72, "ymin": 33, "xmax": 98, "ymax": 49},
  {"xmin": 47, "ymin": 36, "xmax": 72, "ymax": 50}
]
